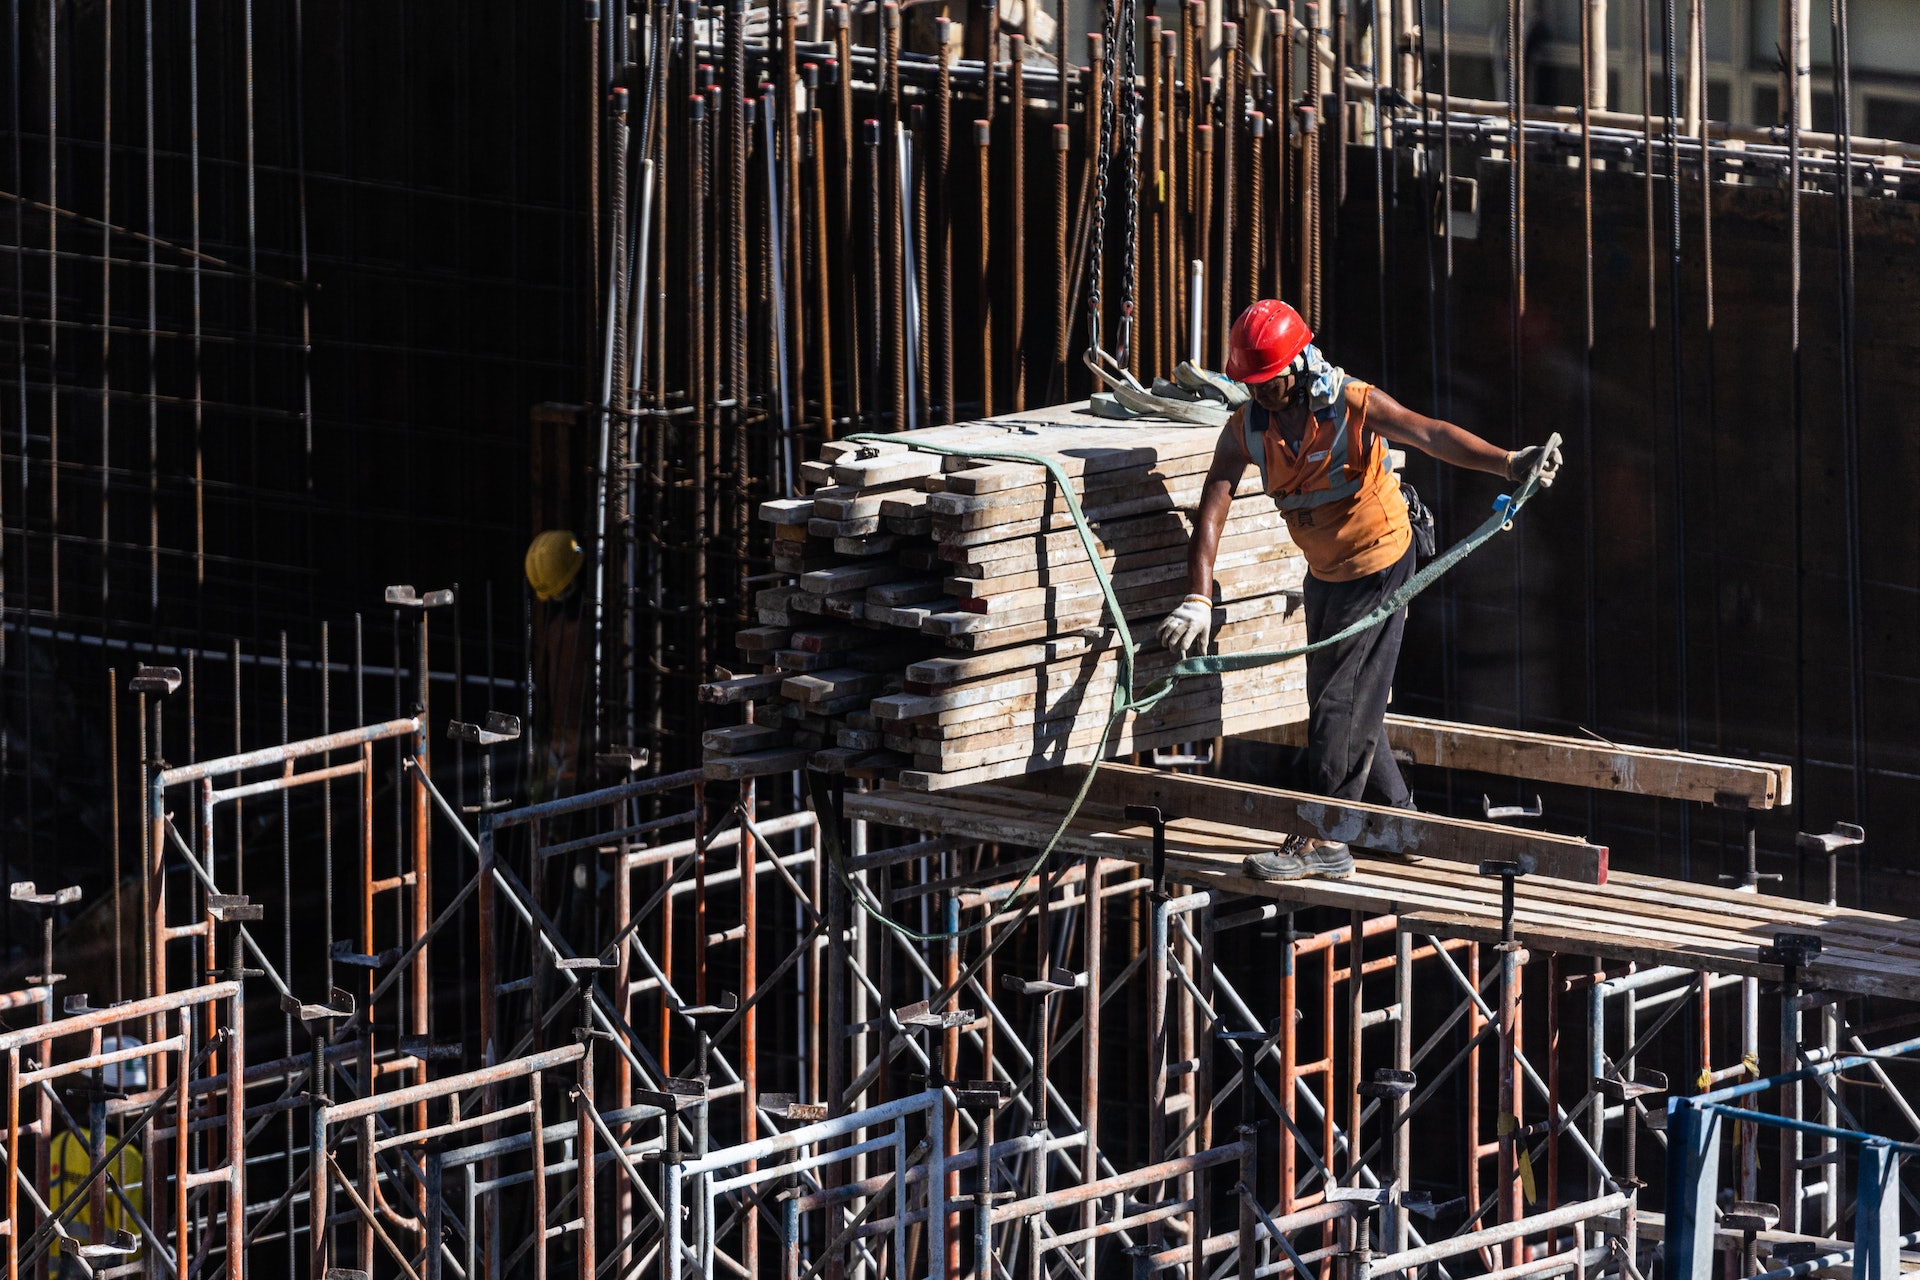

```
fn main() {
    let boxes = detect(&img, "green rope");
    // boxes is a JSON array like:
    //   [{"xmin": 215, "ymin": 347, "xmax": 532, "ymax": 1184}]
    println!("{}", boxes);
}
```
[{"xmin": 828, "ymin": 428, "xmax": 1559, "ymax": 945}]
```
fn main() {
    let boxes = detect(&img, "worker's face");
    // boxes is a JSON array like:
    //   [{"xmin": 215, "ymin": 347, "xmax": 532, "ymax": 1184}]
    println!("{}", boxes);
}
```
[{"xmin": 1250, "ymin": 372, "xmax": 1298, "ymax": 413}]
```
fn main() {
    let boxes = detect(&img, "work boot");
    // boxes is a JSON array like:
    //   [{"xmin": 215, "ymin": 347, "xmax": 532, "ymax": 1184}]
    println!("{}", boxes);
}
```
[
  {"xmin": 1300, "ymin": 841, "xmax": 1355, "ymax": 879},
  {"xmin": 1244, "ymin": 835, "xmax": 1354, "ymax": 882}
]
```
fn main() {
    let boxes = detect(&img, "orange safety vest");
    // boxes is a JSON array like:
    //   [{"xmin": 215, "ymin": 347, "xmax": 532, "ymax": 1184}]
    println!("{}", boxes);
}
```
[{"xmin": 1241, "ymin": 377, "xmax": 1411, "ymax": 581}]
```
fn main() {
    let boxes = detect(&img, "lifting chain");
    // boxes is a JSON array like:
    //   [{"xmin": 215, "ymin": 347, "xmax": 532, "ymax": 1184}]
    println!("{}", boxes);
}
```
[{"xmin": 1086, "ymin": 0, "xmax": 1142, "ymax": 378}]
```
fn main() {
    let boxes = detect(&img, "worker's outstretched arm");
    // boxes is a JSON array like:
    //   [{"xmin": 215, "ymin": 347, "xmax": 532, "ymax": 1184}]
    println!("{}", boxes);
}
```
[
  {"xmin": 1157, "ymin": 421, "xmax": 1247, "ymax": 658},
  {"xmin": 1187, "ymin": 420, "xmax": 1247, "ymax": 597},
  {"xmin": 1365, "ymin": 389, "xmax": 1562, "ymax": 484}
]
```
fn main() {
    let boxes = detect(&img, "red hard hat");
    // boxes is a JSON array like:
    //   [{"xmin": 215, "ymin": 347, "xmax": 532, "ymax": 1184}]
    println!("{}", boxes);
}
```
[{"xmin": 1224, "ymin": 299, "xmax": 1313, "ymax": 384}]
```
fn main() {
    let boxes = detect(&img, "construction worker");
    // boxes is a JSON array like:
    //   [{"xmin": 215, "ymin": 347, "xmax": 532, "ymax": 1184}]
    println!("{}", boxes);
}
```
[
  {"xmin": 525, "ymin": 530, "xmax": 590, "ymax": 793},
  {"xmin": 1157, "ymin": 299, "xmax": 1562, "ymax": 881}
]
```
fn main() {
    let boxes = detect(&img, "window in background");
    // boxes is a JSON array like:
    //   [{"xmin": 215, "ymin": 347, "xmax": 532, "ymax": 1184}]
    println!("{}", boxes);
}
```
[
  {"xmin": 1865, "ymin": 95, "xmax": 1920, "ymax": 144},
  {"xmin": 1709, "ymin": 79, "xmax": 1731, "ymax": 122}
]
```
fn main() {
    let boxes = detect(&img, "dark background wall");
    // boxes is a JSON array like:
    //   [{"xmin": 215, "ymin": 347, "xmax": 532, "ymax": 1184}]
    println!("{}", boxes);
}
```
[
  {"xmin": 6, "ymin": 0, "xmax": 1918, "ymax": 966},
  {"xmin": 1318, "ymin": 146, "xmax": 1918, "ymax": 902},
  {"xmin": 1, "ymin": 1, "xmax": 590, "ymax": 940}
]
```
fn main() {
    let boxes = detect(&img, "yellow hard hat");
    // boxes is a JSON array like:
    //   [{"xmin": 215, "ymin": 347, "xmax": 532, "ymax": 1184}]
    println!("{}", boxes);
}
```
[{"xmin": 525, "ymin": 530, "xmax": 585, "ymax": 601}]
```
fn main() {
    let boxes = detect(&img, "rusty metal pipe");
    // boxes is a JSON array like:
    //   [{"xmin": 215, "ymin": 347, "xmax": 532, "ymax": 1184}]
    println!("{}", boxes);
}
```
[
  {"xmin": 1221, "ymin": 22, "xmax": 1239, "ymax": 355},
  {"xmin": 1163, "ymin": 29, "xmax": 1180, "ymax": 368},
  {"xmin": 155, "ymin": 717, "xmax": 418, "ymax": 788},
  {"xmin": 687, "ymin": 91, "xmax": 710, "ymax": 684},
  {"xmin": 1274, "ymin": 6, "xmax": 1289, "ymax": 302},
  {"xmin": 834, "ymin": 12, "xmax": 862, "ymax": 432},
  {"xmin": 866, "ymin": 117, "xmax": 885, "ymax": 430},
  {"xmin": 1090, "ymin": 855, "xmax": 1105, "ymax": 1280},
  {"xmin": 783, "ymin": 0, "xmax": 806, "ymax": 435},
  {"xmin": 976, "ymin": 119, "xmax": 993, "ymax": 417},
  {"xmin": 1143, "ymin": 16, "xmax": 1164, "ymax": 380},
  {"xmin": 883, "ymin": 3, "xmax": 905, "ymax": 431},
  {"xmin": 1250, "ymin": 111, "xmax": 1266, "ymax": 303},
  {"xmin": 913, "ymin": 103, "xmax": 930, "ymax": 429},
  {"xmin": 1052, "ymin": 123, "xmax": 1070, "ymax": 393},
  {"xmin": 1197, "ymin": 123, "xmax": 1214, "ymax": 361},
  {"xmin": 807, "ymin": 67, "xmax": 836, "ymax": 439},
  {"xmin": 1009, "ymin": 34, "xmax": 1026, "ymax": 410},
  {"xmin": 937, "ymin": 20, "xmax": 955, "ymax": 424}
]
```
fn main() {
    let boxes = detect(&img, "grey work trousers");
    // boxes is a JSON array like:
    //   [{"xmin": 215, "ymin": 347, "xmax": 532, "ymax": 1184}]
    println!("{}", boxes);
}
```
[{"xmin": 1302, "ymin": 543, "xmax": 1415, "ymax": 806}]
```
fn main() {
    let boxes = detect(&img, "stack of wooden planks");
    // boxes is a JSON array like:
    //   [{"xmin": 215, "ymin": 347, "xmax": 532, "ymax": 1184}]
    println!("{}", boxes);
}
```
[{"xmin": 700, "ymin": 403, "xmax": 1311, "ymax": 790}]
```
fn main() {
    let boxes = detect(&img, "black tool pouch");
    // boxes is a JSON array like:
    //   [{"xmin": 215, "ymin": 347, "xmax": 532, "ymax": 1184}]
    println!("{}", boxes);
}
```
[{"xmin": 1401, "ymin": 481, "xmax": 1438, "ymax": 560}]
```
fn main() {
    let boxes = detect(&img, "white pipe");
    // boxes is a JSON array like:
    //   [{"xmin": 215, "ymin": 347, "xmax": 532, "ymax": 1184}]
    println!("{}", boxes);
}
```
[
  {"xmin": 764, "ymin": 106, "xmax": 796, "ymax": 496},
  {"xmin": 898, "ymin": 123, "xmax": 921, "ymax": 431},
  {"xmin": 625, "ymin": 156, "xmax": 654, "ymax": 746},
  {"xmin": 1188, "ymin": 259, "xmax": 1204, "ymax": 365},
  {"xmin": 593, "ymin": 112, "xmax": 629, "ymax": 746}
]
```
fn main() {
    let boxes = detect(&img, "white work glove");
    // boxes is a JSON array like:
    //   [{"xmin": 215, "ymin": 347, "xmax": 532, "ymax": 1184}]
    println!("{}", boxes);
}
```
[
  {"xmin": 1155, "ymin": 595, "xmax": 1213, "ymax": 660},
  {"xmin": 1506, "ymin": 442, "xmax": 1564, "ymax": 487}
]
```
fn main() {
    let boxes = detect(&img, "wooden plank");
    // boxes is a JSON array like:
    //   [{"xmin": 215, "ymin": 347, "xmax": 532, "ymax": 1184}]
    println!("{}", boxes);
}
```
[
  {"xmin": 896, "ymin": 661, "xmax": 1305, "ymax": 746},
  {"xmin": 774, "ymin": 649, "xmax": 836, "ymax": 672},
  {"xmin": 800, "ymin": 563, "xmax": 908, "ymax": 595},
  {"xmin": 913, "ymin": 684, "xmax": 1308, "ymax": 774},
  {"xmin": 831, "ymin": 450, "xmax": 945, "ymax": 486},
  {"xmin": 903, "ymin": 676, "xmax": 1306, "ymax": 748},
  {"xmin": 903, "ymin": 635, "xmax": 1105, "ymax": 687},
  {"xmin": 772, "ymin": 547, "xmax": 843, "ymax": 574},
  {"xmin": 812, "ymin": 480, "xmax": 921, "ymax": 519},
  {"xmin": 866, "ymin": 577, "xmax": 949, "ymax": 607},
  {"xmin": 701, "ymin": 724, "xmax": 789, "ymax": 755},
  {"xmin": 844, "ymin": 644, "xmax": 932, "ymax": 674},
  {"xmin": 932, "ymin": 559, "xmax": 1290, "ymax": 630},
  {"xmin": 944, "ymin": 500, "xmax": 1288, "ymax": 574},
  {"xmin": 834, "ymin": 533, "xmax": 900, "ymax": 556},
  {"xmin": 734, "ymin": 626, "xmax": 790, "ymax": 652},
  {"xmin": 703, "ymin": 748, "xmax": 814, "ymax": 780},
  {"xmin": 1243, "ymin": 713, "xmax": 1791, "ymax": 808},
  {"xmin": 947, "ymin": 524, "xmax": 1292, "ymax": 598},
  {"xmin": 940, "ymin": 436, "xmax": 1222, "ymax": 494},
  {"xmin": 698, "ymin": 671, "xmax": 786, "ymax": 705},
  {"xmin": 896, "ymin": 612, "xmax": 1300, "ymax": 713},
  {"xmin": 819, "ymin": 438, "xmax": 893, "ymax": 461},
  {"xmin": 924, "ymin": 451, "xmax": 1220, "ymax": 515},
  {"xmin": 1010, "ymin": 764, "xmax": 1608, "ymax": 884},
  {"xmin": 869, "ymin": 600, "xmax": 957, "ymax": 629},
  {"xmin": 790, "ymin": 628, "xmax": 877, "ymax": 654},
  {"xmin": 844, "ymin": 788, "xmax": 1920, "ymax": 1000},
  {"xmin": 781, "ymin": 668, "xmax": 890, "ymax": 705},
  {"xmin": 931, "ymin": 583, "xmax": 1299, "ymax": 651},
  {"xmin": 877, "ymin": 627, "xmax": 1307, "ymax": 726},
  {"xmin": 879, "ymin": 489, "xmax": 933, "ymax": 517},
  {"xmin": 810, "ymin": 514, "xmax": 881, "ymax": 537},
  {"xmin": 930, "ymin": 473, "xmax": 1266, "ymax": 543},
  {"xmin": 758, "ymin": 498, "xmax": 815, "ymax": 524}
]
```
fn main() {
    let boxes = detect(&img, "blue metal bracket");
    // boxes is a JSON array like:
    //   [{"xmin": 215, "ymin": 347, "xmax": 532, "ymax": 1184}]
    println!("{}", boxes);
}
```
[
  {"xmin": 1856, "ymin": 1142, "xmax": 1901, "ymax": 1280},
  {"xmin": 1663, "ymin": 1097, "xmax": 1723, "ymax": 1279}
]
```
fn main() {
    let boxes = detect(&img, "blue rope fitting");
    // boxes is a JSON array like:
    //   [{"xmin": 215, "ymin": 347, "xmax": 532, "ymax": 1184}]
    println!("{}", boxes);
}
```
[{"xmin": 1493, "ymin": 493, "xmax": 1517, "ymax": 531}]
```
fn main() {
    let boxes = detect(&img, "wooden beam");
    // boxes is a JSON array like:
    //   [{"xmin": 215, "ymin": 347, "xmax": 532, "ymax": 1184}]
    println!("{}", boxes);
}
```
[
  {"xmin": 844, "ymin": 786, "xmax": 1920, "ymax": 1001},
  {"xmin": 1241, "ymin": 713, "xmax": 1791, "ymax": 809},
  {"xmin": 1011, "ymin": 763, "xmax": 1609, "ymax": 885}
]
